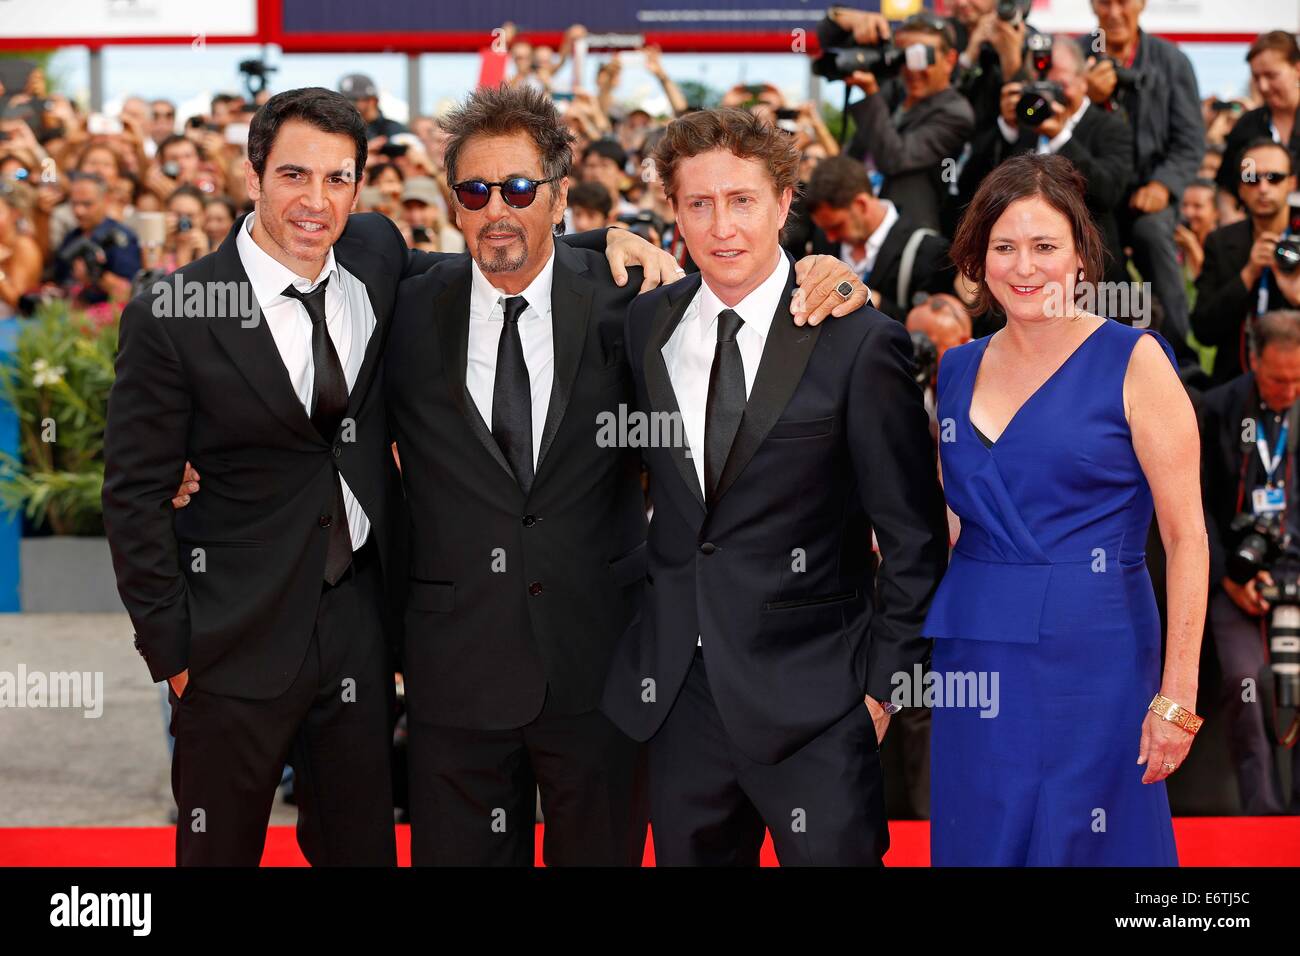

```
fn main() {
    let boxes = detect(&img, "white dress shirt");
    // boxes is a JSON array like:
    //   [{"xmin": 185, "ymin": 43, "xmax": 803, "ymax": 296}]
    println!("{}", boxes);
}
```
[
  {"xmin": 466, "ymin": 248, "xmax": 556, "ymax": 469},
  {"xmin": 840, "ymin": 198, "xmax": 899, "ymax": 282},
  {"xmin": 663, "ymin": 249, "xmax": 790, "ymax": 646},
  {"xmin": 663, "ymin": 249, "xmax": 790, "ymax": 495},
  {"xmin": 235, "ymin": 214, "xmax": 375, "ymax": 549}
]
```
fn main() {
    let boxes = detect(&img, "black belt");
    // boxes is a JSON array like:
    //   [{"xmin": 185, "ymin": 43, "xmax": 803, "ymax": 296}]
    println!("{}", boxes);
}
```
[{"xmin": 322, "ymin": 533, "xmax": 377, "ymax": 591}]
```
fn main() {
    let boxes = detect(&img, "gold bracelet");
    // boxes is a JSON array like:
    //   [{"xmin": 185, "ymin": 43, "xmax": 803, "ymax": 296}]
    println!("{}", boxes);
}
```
[{"xmin": 1149, "ymin": 694, "xmax": 1204, "ymax": 735}]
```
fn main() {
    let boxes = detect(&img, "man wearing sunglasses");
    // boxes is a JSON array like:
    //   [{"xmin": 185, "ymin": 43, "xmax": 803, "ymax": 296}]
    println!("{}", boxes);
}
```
[
  {"xmin": 1193, "ymin": 139, "xmax": 1300, "ymax": 384},
  {"xmin": 385, "ymin": 84, "xmax": 866, "ymax": 866},
  {"xmin": 103, "ymin": 85, "xmax": 677, "ymax": 867}
]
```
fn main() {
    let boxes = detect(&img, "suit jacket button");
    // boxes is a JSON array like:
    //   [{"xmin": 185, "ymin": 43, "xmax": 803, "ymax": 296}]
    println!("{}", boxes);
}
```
[
  {"xmin": 699, "ymin": 542, "xmax": 717, "ymax": 555},
  {"xmin": 528, "ymin": 582, "xmax": 543, "ymax": 596},
  {"xmin": 333, "ymin": 445, "xmax": 342, "ymax": 458},
  {"xmin": 318, "ymin": 514, "xmax": 332, "ymax": 528},
  {"xmin": 522, "ymin": 514, "xmax": 537, "ymax": 528}
]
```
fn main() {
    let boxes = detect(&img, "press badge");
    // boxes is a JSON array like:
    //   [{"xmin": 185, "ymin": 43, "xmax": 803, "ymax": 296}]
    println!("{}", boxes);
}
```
[{"xmin": 1252, "ymin": 485, "xmax": 1286, "ymax": 515}]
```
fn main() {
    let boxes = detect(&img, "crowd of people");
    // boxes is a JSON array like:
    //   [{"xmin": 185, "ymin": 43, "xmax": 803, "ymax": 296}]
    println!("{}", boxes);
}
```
[{"xmin": 7, "ymin": 0, "xmax": 1300, "ymax": 821}]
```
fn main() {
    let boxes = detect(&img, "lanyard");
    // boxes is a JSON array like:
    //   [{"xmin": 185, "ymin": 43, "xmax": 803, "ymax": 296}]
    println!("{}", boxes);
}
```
[{"xmin": 1258, "ymin": 417, "xmax": 1290, "ymax": 485}]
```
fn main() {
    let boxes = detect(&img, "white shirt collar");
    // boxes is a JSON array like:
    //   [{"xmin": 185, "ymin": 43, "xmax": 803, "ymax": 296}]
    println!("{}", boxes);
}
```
[
  {"xmin": 470, "ymin": 244, "xmax": 556, "ymax": 321},
  {"xmin": 697, "ymin": 248, "xmax": 790, "ymax": 343},
  {"xmin": 236, "ymin": 212, "xmax": 339, "ymax": 306}
]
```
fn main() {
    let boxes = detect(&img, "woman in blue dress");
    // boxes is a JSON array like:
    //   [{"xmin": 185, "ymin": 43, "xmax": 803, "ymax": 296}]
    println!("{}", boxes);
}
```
[{"xmin": 924, "ymin": 153, "xmax": 1209, "ymax": 866}]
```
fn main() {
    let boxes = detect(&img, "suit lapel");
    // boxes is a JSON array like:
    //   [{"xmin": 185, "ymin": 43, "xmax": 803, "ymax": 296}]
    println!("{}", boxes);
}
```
[
  {"xmin": 335, "ymin": 229, "xmax": 393, "ymax": 421},
  {"xmin": 431, "ymin": 260, "xmax": 515, "ymax": 481},
  {"xmin": 207, "ymin": 220, "xmax": 322, "ymax": 446},
  {"xmin": 535, "ymin": 241, "xmax": 593, "ymax": 474},
  {"xmin": 713, "ymin": 262, "xmax": 822, "ymax": 503},
  {"xmin": 644, "ymin": 274, "xmax": 707, "ymax": 516}
]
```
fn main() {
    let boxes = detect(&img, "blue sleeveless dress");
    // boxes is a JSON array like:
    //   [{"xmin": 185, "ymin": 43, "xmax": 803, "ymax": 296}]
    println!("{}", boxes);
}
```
[{"xmin": 923, "ymin": 318, "xmax": 1179, "ymax": 866}]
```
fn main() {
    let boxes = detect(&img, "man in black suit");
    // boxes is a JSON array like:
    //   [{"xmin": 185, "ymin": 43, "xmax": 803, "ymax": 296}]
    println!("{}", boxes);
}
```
[
  {"xmin": 602, "ymin": 108, "xmax": 949, "ymax": 865},
  {"xmin": 385, "ymin": 86, "xmax": 868, "ymax": 866},
  {"xmin": 804, "ymin": 155, "xmax": 955, "ymax": 323},
  {"xmin": 1199, "ymin": 309, "xmax": 1300, "ymax": 814},
  {"xmin": 103, "ymin": 87, "xmax": 680, "ymax": 866},
  {"xmin": 964, "ymin": 35, "xmax": 1134, "ymax": 286},
  {"xmin": 1192, "ymin": 139, "xmax": 1300, "ymax": 385}
]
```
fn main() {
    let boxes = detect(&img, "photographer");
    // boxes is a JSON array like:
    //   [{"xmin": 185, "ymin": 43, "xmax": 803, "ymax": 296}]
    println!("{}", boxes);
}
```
[
  {"xmin": 1218, "ymin": 32, "xmax": 1300, "ymax": 204},
  {"xmin": 51, "ymin": 171, "xmax": 139, "ymax": 305},
  {"xmin": 952, "ymin": 0, "xmax": 1044, "ymax": 129},
  {"xmin": 804, "ymin": 154, "xmax": 955, "ymax": 322},
  {"xmin": 1191, "ymin": 140, "xmax": 1300, "ymax": 384},
  {"xmin": 161, "ymin": 184, "xmax": 209, "ymax": 270},
  {"xmin": 1085, "ymin": 0, "xmax": 1204, "ymax": 362},
  {"xmin": 967, "ymin": 35, "xmax": 1133, "ymax": 284},
  {"xmin": 835, "ymin": 12, "xmax": 975, "ymax": 232},
  {"xmin": 1200, "ymin": 308, "xmax": 1300, "ymax": 814}
]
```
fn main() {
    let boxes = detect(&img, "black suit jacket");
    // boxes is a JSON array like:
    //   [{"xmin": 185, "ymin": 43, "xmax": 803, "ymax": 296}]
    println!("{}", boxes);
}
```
[
  {"xmin": 385, "ymin": 241, "xmax": 648, "ymax": 729},
  {"xmin": 867, "ymin": 213, "xmax": 955, "ymax": 323},
  {"xmin": 600, "ymin": 261, "xmax": 950, "ymax": 764},
  {"xmin": 1189, "ymin": 219, "xmax": 1300, "ymax": 385},
  {"xmin": 963, "ymin": 104, "xmax": 1134, "ymax": 283},
  {"xmin": 103, "ymin": 214, "xmax": 612, "ymax": 697},
  {"xmin": 1199, "ymin": 372, "xmax": 1258, "ymax": 587},
  {"xmin": 103, "ymin": 212, "xmax": 411, "ymax": 697}
]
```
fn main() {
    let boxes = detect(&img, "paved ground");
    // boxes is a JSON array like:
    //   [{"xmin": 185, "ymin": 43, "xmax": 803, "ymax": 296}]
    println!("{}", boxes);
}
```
[{"xmin": 0, "ymin": 613, "xmax": 295, "ymax": 827}]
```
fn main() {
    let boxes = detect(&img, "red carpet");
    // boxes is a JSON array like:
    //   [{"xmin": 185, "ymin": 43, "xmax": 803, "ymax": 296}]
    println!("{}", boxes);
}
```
[{"xmin": 0, "ymin": 818, "xmax": 1296, "ymax": 866}]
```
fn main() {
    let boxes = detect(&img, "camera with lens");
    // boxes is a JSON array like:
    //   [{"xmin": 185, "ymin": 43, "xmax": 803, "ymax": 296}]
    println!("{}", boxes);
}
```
[
  {"xmin": 1254, "ymin": 556, "xmax": 1300, "ymax": 713},
  {"xmin": 812, "ymin": 44, "xmax": 906, "ymax": 83},
  {"xmin": 910, "ymin": 330, "xmax": 938, "ymax": 388},
  {"xmin": 997, "ymin": 0, "xmax": 1032, "ymax": 22},
  {"xmin": 1227, "ymin": 511, "xmax": 1288, "ymax": 585},
  {"xmin": 812, "ymin": 14, "xmax": 906, "ymax": 82},
  {"xmin": 1274, "ymin": 192, "xmax": 1300, "ymax": 274},
  {"xmin": 1100, "ymin": 55, "xmax": 1139, "ymax": 91},
  {"xmin": 617, "ymin": 210, "xmax": 667, "ymax": 245},
  {"xmin": 56, "ymin": 225, "xmax": 132, "ymax": 286},
  {"xmin": 1016, "ymin": 35, "xmax": 1063, "ymax": 128},
  {"xmin": 238, "ymin": 59, "xmax": 277, "ymax": 97}
]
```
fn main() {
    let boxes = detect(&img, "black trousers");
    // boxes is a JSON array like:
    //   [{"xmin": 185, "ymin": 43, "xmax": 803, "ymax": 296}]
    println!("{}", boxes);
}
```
[
  {"xmin": 170, "ymin": 538, "xmax": 396, "ymax": 866},
  {"xmin": 649, "ymin": 647, "xmax": 888, "ymax": 866},
  {"xmin": 1209, "ymin": 590, "xmax": 1300, "ymax": 813},
  {"xmin": 408, "ymin": 693, "xmax": 647, "ymax": 866}
]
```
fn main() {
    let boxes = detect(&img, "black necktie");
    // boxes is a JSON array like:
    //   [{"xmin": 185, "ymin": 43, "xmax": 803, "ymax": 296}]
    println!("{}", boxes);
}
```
[
  {"xmin": 492, "ymin": 295, "xmax": 534, "ymax": 494},
  {"xmin": 704, "ymin": 308, "xmax": 747, "ymax": 504},
  {"xmin": 282, "ymin": 277, "xmax": 353, "ymax": 584}
]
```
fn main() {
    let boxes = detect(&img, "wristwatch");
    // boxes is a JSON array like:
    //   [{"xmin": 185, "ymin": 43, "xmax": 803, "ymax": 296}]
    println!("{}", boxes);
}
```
[{"xmin": 1149, "ymin": 694, "xmax": 1203, "ymax": 735}]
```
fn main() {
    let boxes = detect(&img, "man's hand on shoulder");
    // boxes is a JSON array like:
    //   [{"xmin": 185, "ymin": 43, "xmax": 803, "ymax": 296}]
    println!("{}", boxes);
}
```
[
  {"xmin": 605, "ymin": 227, "xmax": 685, "ymax": 293},
  {"xmin": 792, "ymin": 254, "xmax": 869, "ymax": 325}
]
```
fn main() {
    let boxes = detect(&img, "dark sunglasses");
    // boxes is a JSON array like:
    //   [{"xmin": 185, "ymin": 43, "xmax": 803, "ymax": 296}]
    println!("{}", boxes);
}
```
[
  {"xmin": 1242, "ymin": 170, "xmax": 1291, "ymax": 185},
  {"xmin": 451, "ymin": 176, "xmax": 556, "ymax": 211}
]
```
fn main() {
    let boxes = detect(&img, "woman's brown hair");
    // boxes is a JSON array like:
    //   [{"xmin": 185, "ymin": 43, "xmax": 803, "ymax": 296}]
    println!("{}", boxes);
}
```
[
  {"xmin": 949, "ymin": 152, "xmax": 1105, "ymax": 318},
  {"xmin": 1247, "ymin": 30, "xmax": 1300, "ymax": 66}
]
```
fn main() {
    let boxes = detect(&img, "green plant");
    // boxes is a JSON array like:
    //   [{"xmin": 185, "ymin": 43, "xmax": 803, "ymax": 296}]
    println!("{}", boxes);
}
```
[{"xmin": 0, "ymin": 299, "xmax": 117, "ymax": 534}]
